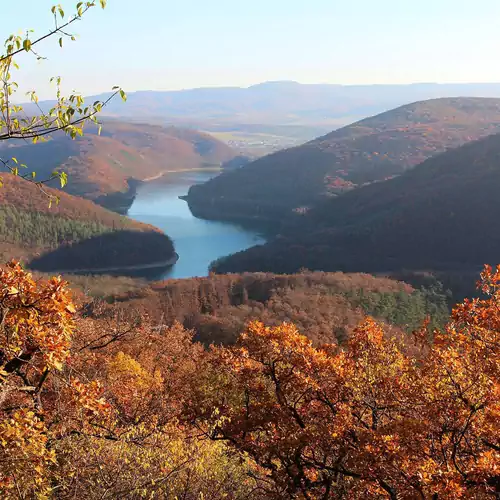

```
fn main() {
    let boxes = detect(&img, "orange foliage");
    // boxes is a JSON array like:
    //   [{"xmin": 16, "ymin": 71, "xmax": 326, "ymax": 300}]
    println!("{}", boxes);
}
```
[
  {"xmin": 1, "ymin": 262, "xmax": 499, "ymax": 498},
  {"xmin": 0, "ymin": 262, "xmax": 110, "ymax": 496},
  {"xmin": 186, "ymin": 267, "xmax": 500, "ymax": 498}
]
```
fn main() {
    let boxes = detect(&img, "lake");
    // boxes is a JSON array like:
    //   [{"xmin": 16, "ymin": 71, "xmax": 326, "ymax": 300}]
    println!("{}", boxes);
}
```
[{"xmin": 127, "ymin": 171, "xmax": 266, "ymax": 280}]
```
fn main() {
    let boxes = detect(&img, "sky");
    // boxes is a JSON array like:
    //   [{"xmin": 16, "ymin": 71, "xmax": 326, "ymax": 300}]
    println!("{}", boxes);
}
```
[{"xmin": 5, "ymin": 0, "xmax": 500, "ymax": 99}]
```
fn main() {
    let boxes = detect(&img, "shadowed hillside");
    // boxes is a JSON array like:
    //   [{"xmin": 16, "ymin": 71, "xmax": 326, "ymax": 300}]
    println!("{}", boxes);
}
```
[
  {"xmin": 212, "ymin": 132, "xmax": 500, "ymax": 275},
  {"xmin": 29, "ymin": 230, "xmax": 175, "ymax": 274},
  {"xmin": 187, "ymin": 98, "xmax": 500, "ymax": 221},
  {"xmin": 0, "ymin": 174, "xmax": 171, "ymax": 269}
]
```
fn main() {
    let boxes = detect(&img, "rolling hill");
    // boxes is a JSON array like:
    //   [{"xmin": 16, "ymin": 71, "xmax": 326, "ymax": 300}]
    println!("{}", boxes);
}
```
[
  {"xmin": 0, "ymin": 121, "xmax": 236, "ymax": 208},
  {"xmin": 186, "ymin": 97, "xmax": 500, "ymax": 222},
  {"xmin": 0, "ymin": 173, "xmax": 174, "ymax": 270},
  {"xmin": 212, "ymin": 132, "xmax": 500, "ymax": 276}
]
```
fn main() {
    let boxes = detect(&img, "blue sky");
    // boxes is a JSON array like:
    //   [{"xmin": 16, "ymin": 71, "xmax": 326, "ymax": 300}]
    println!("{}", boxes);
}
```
[{"xmin": 5, "ymin": 0, "xmax": 500, "ymax": 98}]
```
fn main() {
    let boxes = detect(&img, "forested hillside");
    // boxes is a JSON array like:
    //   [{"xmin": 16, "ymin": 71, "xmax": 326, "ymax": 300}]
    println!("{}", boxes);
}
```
[
  {"xmin": 0, "ymin": 174, "xmax": 174, "ymax": 270},
  {"xmin": 97, "ymin": 271, "xmax": 450, "ymax": 346},
  {"xmin": 187, "ymin": 97, "xmax": 500, "ymax": 221},
  {"xmin": 212, "ymin": 132, "xmax": 500, "ymax": 276},
  {"xmin": 0, "ymin": 121, "xmax": 236, "ymax": 208}
]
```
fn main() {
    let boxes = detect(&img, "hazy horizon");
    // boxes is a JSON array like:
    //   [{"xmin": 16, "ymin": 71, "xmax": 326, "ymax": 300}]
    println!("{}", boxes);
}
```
[
  {"xmin": 95, "ymin": 80, "xmax": 500, "ymax": 93},
  {"xmin": 6, "ymin": 0, "xmax": 500, "ymax": 100}
]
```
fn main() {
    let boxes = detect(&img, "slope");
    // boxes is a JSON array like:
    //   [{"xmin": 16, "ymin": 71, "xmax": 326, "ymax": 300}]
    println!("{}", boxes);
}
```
[
  {"xmin": 212, "ymin": 132, "xmax": 500, "ymax": 275},
  {"xmin": 0, "ymin": 174, "xmax": 174, "ymax": 270},
  {"xmin": 0, "ymin": 121, "xmax": 236, "ymax": 205},
  {"xmin": 186, "ymin": 97, "xmax": 500, "ymax": 221},
  {"xmin": 98, "ymin": 270, "xmax": 449, "ymax": 346}
]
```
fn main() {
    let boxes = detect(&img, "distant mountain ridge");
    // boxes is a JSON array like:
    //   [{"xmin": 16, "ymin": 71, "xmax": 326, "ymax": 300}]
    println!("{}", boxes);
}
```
[
  {"xmin": 212, "ymin": 132, "xmax": 500, "ymax": 275},
  {"xmin": 186, "ymin": 97, "xmax": 500, "ymax": 221},
  {"xmin": 88, "ymin": 81, "xmax": 500, "ymax": 125}
]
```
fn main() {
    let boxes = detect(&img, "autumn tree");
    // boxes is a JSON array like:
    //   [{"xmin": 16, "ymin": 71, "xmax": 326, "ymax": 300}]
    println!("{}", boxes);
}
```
[
  {"xmin": 185, "ymin": 266, "xmax": 500, "ymax": 499},
  {"xmin": 0, "ymin": 262, "xmax": 111, "ymax": 496},
  {"xmin": 0, "ymin": 7, "xmax": 262, "ymax": 495},
  {"xmin": 0, "ymin": 263, "xmax": 263, "ymax": 498}
]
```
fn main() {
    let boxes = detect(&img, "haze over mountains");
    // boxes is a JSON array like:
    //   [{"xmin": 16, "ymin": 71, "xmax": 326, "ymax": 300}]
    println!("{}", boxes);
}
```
[
  {"xmin": 26, "ymin": 81, "xmax": 500, "ymax": 155},
  {"xmin": 94, "ymin": 81, "xmax": 500, "ymax": 126}
]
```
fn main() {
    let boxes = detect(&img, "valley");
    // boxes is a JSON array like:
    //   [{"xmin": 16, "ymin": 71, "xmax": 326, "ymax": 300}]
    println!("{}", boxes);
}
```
[
  {"xmin": 6, "ymin": 95, "xmax": 500, "ymax": 292},
  {"xmin": 2, "ymin": 91, "xmax": 500, "ymax": 500},
  {"xmin": 124, "ymin": 171, "xmax": 267, "ymax": 280},
  {"xmin": 3, "ymin": 1, "xmax": 500, "ymax": 496}
]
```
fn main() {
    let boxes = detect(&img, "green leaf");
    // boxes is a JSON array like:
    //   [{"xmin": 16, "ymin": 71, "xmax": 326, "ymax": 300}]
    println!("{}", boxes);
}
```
[
  {"xmin": 100, "ymin": 0, "xmax": 107, "ymax": 8},
  {"xmin": 59, "ymin": 171, "xmax": 68, "ymax": 188},
  {"xmin": 120, "ymin": 89, "xmax": 127, "ymax": 102},
  {"xmin": 23, "ymin": 39, "xmax": 31, "ymax": 52},
  {"xmin": 11, "ymin": 157, "xmax": 18, "ymax": 164},
  {"xmin": 59, "ymin": 37, "xmax": 63, "ymax": 48}
]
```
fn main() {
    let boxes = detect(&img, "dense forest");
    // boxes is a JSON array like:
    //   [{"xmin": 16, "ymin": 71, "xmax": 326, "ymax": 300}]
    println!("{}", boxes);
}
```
[
  {"xmin": 0, "ymin": 174, "xmax": 175, "ymax": 272},
  {"xmin": 0, "ymin": 205, "xmax": 110, "ymax": 249},
  {"xmin": 1, "ymin": 261, "xmax": 498, "ymax": 498},
  {"xmin": 186, "ymin": 98, "xmax": 500, "ymax": 222},
  {"xmin": 0, "ymin": 173, "xmax": 147, "ymax": 230},
  {"xmin": 95, "ymin": 271, "xmax": 451, "ymax": 346},
  {"xmin": 211, "ymin": 132, "xmax": 500, "ymax": 283},
  {"xmin": 29, "ymin": 230, "xmax": 175, "ymax": 273}
]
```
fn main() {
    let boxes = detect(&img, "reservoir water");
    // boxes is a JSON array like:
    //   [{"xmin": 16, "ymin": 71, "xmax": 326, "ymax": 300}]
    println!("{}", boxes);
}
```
[{"xmin": 127, "ymin": 171, "xmax": 266, "ymax": 280}]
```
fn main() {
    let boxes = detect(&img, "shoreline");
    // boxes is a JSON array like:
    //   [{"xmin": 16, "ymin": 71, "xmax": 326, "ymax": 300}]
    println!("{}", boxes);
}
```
[
  {"xmin": 44, "ymin": 253, "xmax": 179, "ymax": 275},
  {"xmin": 142, "ymin": 166, "xmax": 223, "ymax": 183},
  {"xmin": 98, "ymin": 168, "xmax": 223, "ymax": 214}
]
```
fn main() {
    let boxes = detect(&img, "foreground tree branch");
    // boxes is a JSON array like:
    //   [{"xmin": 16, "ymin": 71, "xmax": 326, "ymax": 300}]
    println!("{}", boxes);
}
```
[{"xmin": 0, "ymin": 1, "xmax": 126, "ymax": 194}]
